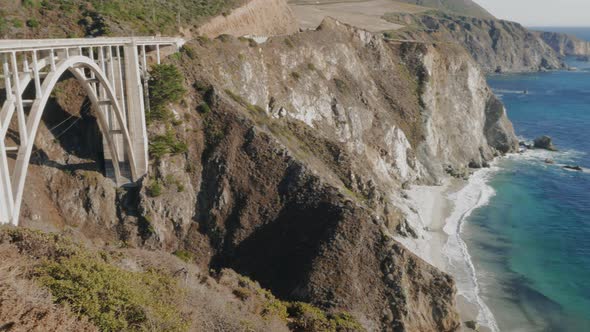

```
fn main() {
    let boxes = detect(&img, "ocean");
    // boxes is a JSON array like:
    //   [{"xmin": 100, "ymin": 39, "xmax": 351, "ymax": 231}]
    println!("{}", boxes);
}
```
[{"xmin": 459, "ymin": 28, "xmax": 590, "ymax": 331}]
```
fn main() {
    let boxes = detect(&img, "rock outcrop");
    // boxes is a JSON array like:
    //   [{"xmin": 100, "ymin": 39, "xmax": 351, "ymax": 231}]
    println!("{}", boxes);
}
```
[
  {"xmin": 386, "ymin": 12, "xmax": 566, "ymax": 73},
  {"xmin": 197, "ymin": 0, "xmax": 298, "ymax": 38},
  {"xmin": 534, "ymin": 135, "xmax": 558, "ymax": 151}
]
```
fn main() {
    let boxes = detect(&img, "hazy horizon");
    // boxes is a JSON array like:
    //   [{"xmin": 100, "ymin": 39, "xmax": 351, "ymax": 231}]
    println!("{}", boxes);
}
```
[{"xmin": 475, "ymin": 0, "xmax": 590, "ymax": 27}]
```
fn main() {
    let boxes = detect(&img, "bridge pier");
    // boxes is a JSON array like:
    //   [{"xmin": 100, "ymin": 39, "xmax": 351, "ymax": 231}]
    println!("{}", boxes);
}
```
[
  {"xmin": 0, "ymin": 37, "xmax": 184, "ymax": 225},
  {"xmin": 123, "ymin": 43, "xmax": 149, "ymax": 177}
]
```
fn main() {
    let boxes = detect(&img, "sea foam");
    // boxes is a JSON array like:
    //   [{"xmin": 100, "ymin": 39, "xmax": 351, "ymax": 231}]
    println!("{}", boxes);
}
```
[{"xmin": 443, "ymin": 165, "xmax": 501, "ymax": 332}]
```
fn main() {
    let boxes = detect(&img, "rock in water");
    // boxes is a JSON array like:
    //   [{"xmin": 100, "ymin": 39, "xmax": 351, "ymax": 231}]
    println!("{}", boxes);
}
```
[
  {"xmin": 545, "ymin": 158, "xmax": 555, "ymax": 164},
  {"xmin": 534, "ymin": 136, "xmax": 558, "ymax": 151},
  {"xmin": 564, "ymin": 165, "xmax": 583, "ymax": 171}
]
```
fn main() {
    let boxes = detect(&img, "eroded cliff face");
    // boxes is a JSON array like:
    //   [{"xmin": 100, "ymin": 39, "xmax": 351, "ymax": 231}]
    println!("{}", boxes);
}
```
[
  {"xmin": 196, "ymin": 0, "xmax": 298, "ymax": 38},
  {"xmin": 536, "ymin": 31, "xmax": 590, "ymax": 57},
  {"xmin": 387, "ymin": 12, "xmax": 566, "ymax": 73},
  {"xmin": 190, "ymin": 18, "xmax": 516, "ymax": 186},
  {"xmin": 16, "ymin": 17, "xmax": 519, "ymax": 332}
]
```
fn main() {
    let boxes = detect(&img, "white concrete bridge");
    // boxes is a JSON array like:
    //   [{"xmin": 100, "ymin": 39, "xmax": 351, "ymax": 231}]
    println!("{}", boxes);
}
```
[{"xmin": 0, "ymin": 37, "xmax": 184, "ymax": 226}]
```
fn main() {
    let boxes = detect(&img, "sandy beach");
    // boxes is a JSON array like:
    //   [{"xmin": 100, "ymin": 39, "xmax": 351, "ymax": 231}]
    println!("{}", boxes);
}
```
[{"xmin": 395, "ymin": 172, "xmax": 498, "ymax": 332}]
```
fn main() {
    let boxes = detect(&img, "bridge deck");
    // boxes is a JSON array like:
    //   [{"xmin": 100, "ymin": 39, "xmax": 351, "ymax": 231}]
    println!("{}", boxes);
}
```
[{"xmin": 0, "ymin": 37, "xmax": 184, "ymax": 52}]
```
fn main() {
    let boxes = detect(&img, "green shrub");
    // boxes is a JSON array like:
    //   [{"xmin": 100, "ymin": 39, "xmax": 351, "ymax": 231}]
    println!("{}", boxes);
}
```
[
  {"xmin": 232, "ymin": 287, "xmax": 252, "ymax": 300},
  {"xmin": 22, "ymin": 0, "xmax": 35, "ymax": 8},
  {"xmin": 203, "ymin": 117, "xmax": 225, "ymax": 150},
  {"xmin": 287, "ymin": 302, "xmax": 332, "ymax": 331},
  {"xmin": 217, "ymin": 34, "xmax": 232, "ymax": 43},
  {"xmin": 331, "ymin": 312, "xmax": 366, "ymax": 331},
  {"xmin": 149, "ymin": 129, "xmax": 188, "ymax": 159},
  {"xmin": 291, "ymin": 71, "xmax": 300, "ymax": 80},
  {"xmin": 180, "ymin": 45, "xmax": 197, "ymax": 59},
  {"xmin": 197, "ymin": 102, "xmax": 211, "ymax": 114},
  {"xmin": 0, "ymin": 15, "xmax": 7, "ymax": 36},
  {"xmin": 286, "ymin": 302, "xmax": 366, "ymax": 332},
  {"xmin": 147, "ymin": 181, "xmax": 163, "ymax": 197},
  {"xmin": 172, "ymin": 249, "xmax": 193, "ymax": 263},
  {"xmin": 36, "ymin": 253, "xmax": 187, "ymax": 332},
  {"xmin": 148, "ymin": 64, "xmax": 186, "ymax": 122},
  {"xmin": 262, "ymin": 297, "xmax": 289, "ymax": 321},
  {"xmin": 12, "ymin": 19, "xmax": 24, "ymax": 28},
  {"xmin": 383, "ymin": 31, "xmax": 395, "ymax": 39},
  {"xmin": 139, "ymin": 216, "xmax": 156, "ymax": 237},
  {"xmin": 26, "ymin": 19, "xmax": 39, "ymax": 28},
  {"xmin": 334, "ymin": 78, "xmax": 347, "ymax": 93}
]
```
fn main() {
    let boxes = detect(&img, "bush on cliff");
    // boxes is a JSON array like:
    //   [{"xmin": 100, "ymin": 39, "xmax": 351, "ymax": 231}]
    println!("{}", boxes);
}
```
[
  {"xmin": 0, "ymin": 228, "xmax": 187, "ymax": 332},
  {"xmin": 286, "ymin": 302, "xmax": 366, "ymax": 332},
  {"xmin": 147, "ymin": 64, "xmax": 186, "ymax": 122},
  {"xmin": 37, "ymin": 255, "xmax": 187, "ymax": 332}
]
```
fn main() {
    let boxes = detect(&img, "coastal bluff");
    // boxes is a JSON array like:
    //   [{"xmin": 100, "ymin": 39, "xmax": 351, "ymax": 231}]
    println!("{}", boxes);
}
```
[{"xmin": 1, "ymin": 0, "xmax": 525, "ymax": 331}]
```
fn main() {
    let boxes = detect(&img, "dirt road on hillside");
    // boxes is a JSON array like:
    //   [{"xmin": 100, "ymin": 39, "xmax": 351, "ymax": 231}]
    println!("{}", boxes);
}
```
[{"xmin": 288, "ymin": 0, "xmax": 427, "ymax": 31}]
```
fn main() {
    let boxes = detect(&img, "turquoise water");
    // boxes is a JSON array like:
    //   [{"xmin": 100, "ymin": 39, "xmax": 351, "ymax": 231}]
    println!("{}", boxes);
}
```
[{"xmin": 463, "ymin": 49, "xmax": 590, "ymax": 329}]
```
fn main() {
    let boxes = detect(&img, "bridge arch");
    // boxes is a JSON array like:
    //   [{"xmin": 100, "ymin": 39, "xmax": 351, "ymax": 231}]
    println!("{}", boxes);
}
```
[
  {"xmin": 9, "ymin": 55, "xmax": 139, "ymax": 226},
  {"xmin": 0, "ymin": 37, "xmax": 184, "ymax": 225}
]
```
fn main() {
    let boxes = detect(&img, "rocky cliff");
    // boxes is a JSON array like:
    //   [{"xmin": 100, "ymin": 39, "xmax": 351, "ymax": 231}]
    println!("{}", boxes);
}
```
[
  {"xmin": 13, "ymin": 15, "xmax": 518, "ymax": 331},
  {"xmin": 386, "ymin": 12, "xmax": 566, "ymax": 73},
  {"xmin": 535, "ymin": 31, "xmax": 590, "ymax": 57},
  {"xmin": 196, "ymin": 0, "xmax": 299, "ymax": 38}
]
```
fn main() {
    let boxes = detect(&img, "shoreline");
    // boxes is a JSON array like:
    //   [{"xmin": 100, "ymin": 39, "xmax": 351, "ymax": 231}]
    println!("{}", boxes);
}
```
[{"xmin": 395, "ymin": 167, "xmax": 500, "ymax": 332}]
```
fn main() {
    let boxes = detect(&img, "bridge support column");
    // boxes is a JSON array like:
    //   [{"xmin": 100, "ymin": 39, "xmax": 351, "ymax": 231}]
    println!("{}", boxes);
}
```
[
  {"xmin": 123, "ymin": 44, "xmax": 148, "ymax": 177},
  {"xmin": 0, "ymin": 142, "xmax": 12, "ymax": 224}
]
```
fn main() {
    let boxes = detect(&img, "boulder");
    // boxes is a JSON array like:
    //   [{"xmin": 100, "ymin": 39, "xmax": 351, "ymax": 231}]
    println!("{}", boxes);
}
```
[
  {"xmin": 468, "ymin": 160, "xmax": 482, "ymax": 169},
  {"xmin": 544, "ymin": 158, "xmax": 555, "ymax": 164},
  {"xmin": 533, "ymin": 136, "xmax": 558, "ymax": 151},
  {"xmin": 465, "ymin": 320, "xmax": 479, "ymax": 331}
]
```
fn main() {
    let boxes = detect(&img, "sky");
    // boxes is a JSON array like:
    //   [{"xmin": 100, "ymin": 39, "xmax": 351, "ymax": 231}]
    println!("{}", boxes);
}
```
[{"xmin": 475, "ymin": 0, "xmax": 590, "ymax": 27}]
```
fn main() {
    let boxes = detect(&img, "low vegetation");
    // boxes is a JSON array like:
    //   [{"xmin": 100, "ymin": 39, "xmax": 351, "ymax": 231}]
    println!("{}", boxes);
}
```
[
  {"xmin": 147, "ymin": 180, "xmax": 163, "ymax": 197},
  {"xmin": 172, "ymin": 249, "xmax": 194, "ymax": 263},
  {"xmin": 37, "ymin": 255, "xmax": 187, "ymax": 332},
  {"xmin": 233, "ymin": 275, "xmax": 366, "ymax": 331},
  {"xmin": 0, "ymin": 0, "xmax": 242, "ymax": 38},
  {"xmin": 286, "ymin": 302, "xmax": 365, "ymax": 331},
  {"xmin": 0, "ymin": 228, "xmax": 186, "ymax": 332}
]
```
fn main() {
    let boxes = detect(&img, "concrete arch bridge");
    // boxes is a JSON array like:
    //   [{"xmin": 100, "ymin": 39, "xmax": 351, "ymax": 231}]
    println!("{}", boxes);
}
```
[{"xmin": 0, "ymin": 37, "xmax": 184, "ymax": 226}]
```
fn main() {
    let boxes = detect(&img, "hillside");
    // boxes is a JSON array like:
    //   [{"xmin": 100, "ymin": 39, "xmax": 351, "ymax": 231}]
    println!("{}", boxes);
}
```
[
  {"xmin": 385, "ymin": 11, "xmax": 565, "ymax": 73},
  {"xmin": 0, "ymin": 0, "xmax": 244, "ymax": 38},
  {"xmin": 396, "ymin": 0, "xmax": 494, "ymax": 19},
  {"xmin": 535, "ymin": 30, "xmax": 590, "ymax": 57}
]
